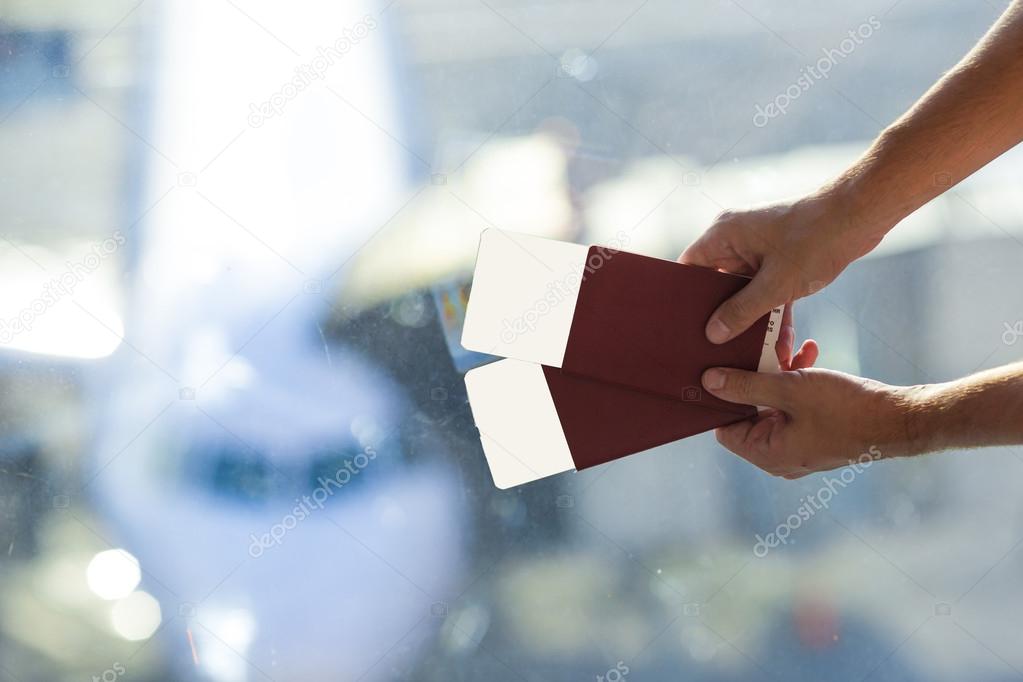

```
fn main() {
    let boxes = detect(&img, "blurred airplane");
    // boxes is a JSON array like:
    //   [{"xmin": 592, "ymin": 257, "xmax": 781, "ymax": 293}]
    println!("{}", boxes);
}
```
[{"xmin": 82, "ymin": 0, "xmax": 466, "ymax": 679}]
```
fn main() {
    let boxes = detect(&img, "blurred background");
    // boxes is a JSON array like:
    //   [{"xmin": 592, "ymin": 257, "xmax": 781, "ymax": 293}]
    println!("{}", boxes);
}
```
[{"xmin": 2, "ymin": 0, "xmax": 1023, "ymax": 680}]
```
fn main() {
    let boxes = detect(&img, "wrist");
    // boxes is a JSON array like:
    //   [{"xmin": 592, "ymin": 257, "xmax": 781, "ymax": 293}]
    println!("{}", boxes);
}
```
[
  {"xmin": 813, "ymin": 174, "xmax": 897, "ymax": 258},
  {"xmin": 882, "ymin": 383, "xmax": 942, "ymax": 458}
]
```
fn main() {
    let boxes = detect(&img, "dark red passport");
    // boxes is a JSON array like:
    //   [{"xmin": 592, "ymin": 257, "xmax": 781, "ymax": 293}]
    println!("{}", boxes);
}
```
[{"xmin": 563, "ymin": 247, "xmax": 772, "ymax": 414}]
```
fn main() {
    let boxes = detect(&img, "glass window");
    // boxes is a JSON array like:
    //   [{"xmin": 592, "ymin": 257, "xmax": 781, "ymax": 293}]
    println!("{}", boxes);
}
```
[{"xmin": 1, "ymin": 1, "xmax": 1021, "ymax": 680}]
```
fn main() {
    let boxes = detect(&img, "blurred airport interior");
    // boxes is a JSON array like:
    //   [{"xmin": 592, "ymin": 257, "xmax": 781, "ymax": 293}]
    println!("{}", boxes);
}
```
[{"xmin": 2, "ymin": 0, "xmax": 1023, "ymax": 680}]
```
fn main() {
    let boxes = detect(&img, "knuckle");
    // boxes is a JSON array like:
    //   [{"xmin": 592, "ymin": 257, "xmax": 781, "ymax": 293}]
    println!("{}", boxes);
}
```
[
  {"xmin": 712, "ymin": 209, "xmax": 753, "ymax": 233},
  {"xmin": 714, "ymin": 429, "xmax": 747, "ymax": 458},
  {"xmin": 729, "ymin": 371, "xmax": 754, "ymax": 400},
  {"xmin": 763, "ymin": 268, "xmax": 798, "ymax": 295},
  {"xmin": 774, "ymin": 371, "xmax": 799, "ymax": 401},
  {"xmin": 713, "ymin": 209, "xmax": 738, "ymax": 226},
  {"xmin": 722, "ymin": 296, "xmax": 755, "ymax": 325},
  {"xmin": 787, "ymin": 368, "xmax": 814, "ymax": 392},
  {"xmin": 714, "ymin": 429, "xmax": 736, "ymax": 451}
]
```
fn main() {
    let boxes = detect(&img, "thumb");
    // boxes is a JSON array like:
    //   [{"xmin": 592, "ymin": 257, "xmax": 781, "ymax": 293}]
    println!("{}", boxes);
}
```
[
  {"xmin": 702, "ymin": 367, "xmax": 792, "ymax": 409},
  {"xmin": 706, "ymin": 266, "xmax": 788, "ymax": 344}
]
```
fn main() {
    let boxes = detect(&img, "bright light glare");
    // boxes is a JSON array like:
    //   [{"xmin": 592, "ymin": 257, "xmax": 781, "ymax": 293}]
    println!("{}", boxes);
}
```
[
  {"xmin": 111, "ymin": 590, "xmax": 162, "ymax": 641},
  {"xmin": 86, "ymin": 549, "xmax": 141, "ymax": 600},
  {"xmin": 0, "ymin": 245, "xmax": 124, "ymax": 359}
]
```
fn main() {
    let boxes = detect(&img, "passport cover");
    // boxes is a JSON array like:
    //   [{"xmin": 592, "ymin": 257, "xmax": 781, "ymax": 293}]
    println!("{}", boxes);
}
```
[
  {"xmin": 562, "ymin": 247, "xmax": 770, "ymax": 415},
  {"xmin": 542, "ymin": 365, "xmax": 747, "ymax": 470}
]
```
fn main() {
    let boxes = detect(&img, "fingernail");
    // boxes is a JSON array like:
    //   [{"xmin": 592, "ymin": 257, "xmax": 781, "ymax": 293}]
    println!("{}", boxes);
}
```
[
  {"xmin": 707, "ymin": 319, "xmax": 731, "ymax": 344},
  {"xmin": 702, "ymin": 369, "xmax": 725, "ymax": 390}
]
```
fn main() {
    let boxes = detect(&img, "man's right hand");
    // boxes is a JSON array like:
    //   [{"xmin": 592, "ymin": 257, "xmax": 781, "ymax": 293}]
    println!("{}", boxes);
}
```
[{"xmin": 679, "ymin": 193, "xmax": 883, "ymax": 344}]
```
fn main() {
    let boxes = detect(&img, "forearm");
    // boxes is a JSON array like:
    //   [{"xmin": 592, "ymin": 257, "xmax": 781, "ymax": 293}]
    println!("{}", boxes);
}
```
[
  {"xmin": 903, "ymin": 362, "xmax": 1023, "ymax": 456},
  {"xmin": 824, "ymin": 1, "xmax": 1023, "ymax": 240}
]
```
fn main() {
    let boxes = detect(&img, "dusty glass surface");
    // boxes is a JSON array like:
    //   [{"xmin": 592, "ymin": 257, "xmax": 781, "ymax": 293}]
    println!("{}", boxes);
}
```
[{"xmin": 1, "ymin": 1, "xmax": 1022, "ymax": 680}]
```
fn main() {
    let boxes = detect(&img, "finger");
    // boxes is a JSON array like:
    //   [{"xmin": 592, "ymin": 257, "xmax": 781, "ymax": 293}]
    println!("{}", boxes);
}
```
[
  {"xmin": 702, "ymin": 367, "xmax": 794, "ymax": 409},
  {"xmin": 706, "ymin": 265, "xmax": 788, "ymax": 344},
  {"xmin": 775, "ymin": 303, "xmax": 794, "ymax": 369},
  {"xmin": 776, "ymin": 324, "xmax": 795, "ymax": 370},
  {"xmin": 679, "ymin": 238, "xmax": 751, "ymax": 275},
  {"xmin": 715, "ymin": 411, "xmax": 786, "ymax": 472},
  {"xmin": 715, "ymin": 418, "xmax": 754, "ymax": 450},
  {"xmin": 789, "ymin": 339, "xmax": 819, "ymax": 370},
  {"xmin": 678, "ymin": 238, "xmax": 714, "ymax": 268},
  {"xmin": 714, "ymin": 420, "xmax": 756, "ymax": 461}
]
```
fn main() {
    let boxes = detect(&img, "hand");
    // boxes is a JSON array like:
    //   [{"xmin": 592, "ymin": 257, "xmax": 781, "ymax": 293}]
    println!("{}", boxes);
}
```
[
  {"xmin": 701, "ymin": 365, "xmax": 922, "ymax": 478},
  {"xmin": 680, "ymin": 193, "xmax": 884, "ymax": 344}
]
